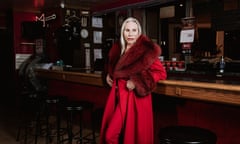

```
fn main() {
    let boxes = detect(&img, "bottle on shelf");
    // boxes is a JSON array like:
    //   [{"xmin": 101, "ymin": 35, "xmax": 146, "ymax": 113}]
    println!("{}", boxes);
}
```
[
  {"xmin": 219, "ymin": 56, "xmax": 225, "ymax": 74},
  {"xmin": 217, "ymin": 56, "xmax": 226, "ymax": 77}
]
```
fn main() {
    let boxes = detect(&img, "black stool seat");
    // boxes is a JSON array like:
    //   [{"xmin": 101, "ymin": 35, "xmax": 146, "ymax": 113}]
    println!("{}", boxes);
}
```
[
  {"xmin": 66, "ymin": 101, "xmax": 93, "ymax": 111},
  {"xmin": 159, "ymin": 126, "xmax": 217, "ymax": 144}
]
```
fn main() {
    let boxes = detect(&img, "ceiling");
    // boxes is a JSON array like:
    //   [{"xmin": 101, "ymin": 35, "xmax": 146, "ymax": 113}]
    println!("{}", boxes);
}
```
[
  {"xmin": 0, "ymin": 0, "xmax": 114, "ymax": 12},
  {"xmin": 0, "ymin": 0, "xmax": 212, "ymax": 14}
]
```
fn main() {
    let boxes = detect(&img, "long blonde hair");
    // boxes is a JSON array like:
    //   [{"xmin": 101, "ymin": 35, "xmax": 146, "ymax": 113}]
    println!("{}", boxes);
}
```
[{"xmin": 120, "ymin": 17, "xmax": 142, "ymax": 55}]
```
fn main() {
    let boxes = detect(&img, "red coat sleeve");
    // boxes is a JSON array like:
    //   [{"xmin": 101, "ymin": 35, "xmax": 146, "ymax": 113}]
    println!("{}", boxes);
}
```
[
  {"xmin": 150, "ymin": 58, "xmax": 167, "ymax": 81},
  {"xmin": 130, "ymin": 59, "xmax": 167, "ymax": 96}
]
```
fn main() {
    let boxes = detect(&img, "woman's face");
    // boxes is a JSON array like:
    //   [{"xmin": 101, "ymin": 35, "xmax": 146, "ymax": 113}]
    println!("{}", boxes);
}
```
[{"xmin": 123, "ymin": 21, "xmax": 140, "ymax": 46}]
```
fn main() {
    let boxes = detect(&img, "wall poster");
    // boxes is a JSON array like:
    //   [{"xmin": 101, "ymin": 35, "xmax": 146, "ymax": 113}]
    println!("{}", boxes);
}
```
[
  {"xmin": 92, "ymin": 17, "xmax": 103, "ymax": 28},
  {"xmin": 93, "ymin": 31, "xmax": 102, "ymax": 44}
]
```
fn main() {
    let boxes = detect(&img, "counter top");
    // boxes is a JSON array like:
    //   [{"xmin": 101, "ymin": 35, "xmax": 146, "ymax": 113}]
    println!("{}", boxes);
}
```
[
  {"xmin": 35, "ymin": 69, "xmax": 240, "ymax": 106},
  {"xmin": 157, "ymin": 79, "xmax": 240, "ymax": 92},
  {"xmin": 35, "ymin": 69, "xmax": 104, "ymax": 87}
]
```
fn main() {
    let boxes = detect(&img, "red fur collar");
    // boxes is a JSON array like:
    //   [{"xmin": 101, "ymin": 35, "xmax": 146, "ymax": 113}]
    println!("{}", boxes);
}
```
[{"xmin": 109, "ymin": 35, "xmax": 161, "ymax": 78}]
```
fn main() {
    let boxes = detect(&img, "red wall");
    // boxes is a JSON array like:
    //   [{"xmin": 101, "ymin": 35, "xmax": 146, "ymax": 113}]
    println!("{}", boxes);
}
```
[
  {"xmin": 177, "ymin": 100, "xmax": 240, "ymax": 144},
  {"xmin": 13, "ymin": 11, "xmax": 37, "ymax": 54},
  {"xmin": 47, "ymin": 80, "xmax": 110, "ymax": 108}
]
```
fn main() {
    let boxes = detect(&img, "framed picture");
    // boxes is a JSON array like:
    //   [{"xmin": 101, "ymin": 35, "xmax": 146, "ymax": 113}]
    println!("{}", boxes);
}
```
[
  {"xmin": 35, "ymin": 39, "xmax": 44, "ymax": 55},
  {"xmin": 180, "ymin": 29, "xmax": 195, "ymax": 43},
  {"xmin": 93, "ymin": 31, "xmax": 102, "ymax": 44},
  {"xmin": 92, "ymin": 17, "xmax": 103, "ymax": 28},
  {"xmin": 81, "ymin": 16, "xmax": 88, "ymax": 27}
]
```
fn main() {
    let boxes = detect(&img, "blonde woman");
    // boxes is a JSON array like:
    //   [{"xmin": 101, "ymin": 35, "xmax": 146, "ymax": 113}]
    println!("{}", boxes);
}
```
[{"xmin": 100, "ymin": 17, "xmax": 167, "ymax": 144}]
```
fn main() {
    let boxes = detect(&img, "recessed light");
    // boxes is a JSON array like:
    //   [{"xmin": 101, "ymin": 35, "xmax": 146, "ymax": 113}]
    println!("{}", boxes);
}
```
[{"xmin": 60, "ymin": 2, "xmax": 65, "ymax": 8}]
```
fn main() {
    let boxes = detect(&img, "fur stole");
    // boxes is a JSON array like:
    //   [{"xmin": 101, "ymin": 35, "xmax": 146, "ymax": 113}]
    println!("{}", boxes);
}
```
[{"xmin": 108, "ymin": 35, "xmax": 161, "ymax": 96}]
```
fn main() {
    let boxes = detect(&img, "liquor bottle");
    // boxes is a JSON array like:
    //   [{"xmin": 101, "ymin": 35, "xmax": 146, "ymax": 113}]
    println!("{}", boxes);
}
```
[{"xmin": 219, "ymin": 56, "xmax": 225, "ymax": 74}]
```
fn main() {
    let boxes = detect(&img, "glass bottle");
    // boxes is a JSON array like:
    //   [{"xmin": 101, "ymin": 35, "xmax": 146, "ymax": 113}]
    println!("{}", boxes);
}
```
[{"xmin": 219, "ymin": 56, "xmax": 225, "ymax": 74}]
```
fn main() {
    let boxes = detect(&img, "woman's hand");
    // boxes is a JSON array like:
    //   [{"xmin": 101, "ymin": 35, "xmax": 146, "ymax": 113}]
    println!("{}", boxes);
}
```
[
  {"xmin": 126, "ymin": 80, "xmax": 135, "ymax": 91},
  {"xmin": 106, "ymin": 74, "xmax": 113, "ymax": 87}
]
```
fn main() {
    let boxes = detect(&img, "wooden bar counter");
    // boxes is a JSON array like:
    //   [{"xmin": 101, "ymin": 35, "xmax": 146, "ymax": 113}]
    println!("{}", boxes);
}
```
[
  {"xmin": 35, "ymin": 69, "xmax": 240, "ymax": 143},
  {"xmin": 35, "ymin": 69, "xmax": 240, "ymax": 106}
]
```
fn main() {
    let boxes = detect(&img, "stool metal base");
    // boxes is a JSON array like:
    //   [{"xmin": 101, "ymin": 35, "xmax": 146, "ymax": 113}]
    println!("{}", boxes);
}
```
[{"xmin": 64, "ymin": 100, "xmax": 96, "ymax": 144}]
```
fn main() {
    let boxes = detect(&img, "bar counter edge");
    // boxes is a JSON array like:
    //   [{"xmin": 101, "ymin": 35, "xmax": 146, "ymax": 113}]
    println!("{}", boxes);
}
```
[{"xmin": 35, "ymin": 69, "xmax": 240, "ymax": 106}]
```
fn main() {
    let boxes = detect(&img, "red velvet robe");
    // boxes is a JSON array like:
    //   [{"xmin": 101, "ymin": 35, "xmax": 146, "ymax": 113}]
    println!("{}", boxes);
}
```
[{"xmin": 100, "ymin": 35, "xmax": 167, "ymax": 144}]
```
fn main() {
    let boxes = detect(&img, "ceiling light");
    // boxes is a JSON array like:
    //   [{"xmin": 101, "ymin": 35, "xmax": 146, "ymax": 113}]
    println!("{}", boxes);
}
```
[{"xmin": 60, "ymin": 2, "xmax": 65, "ymax": 8}]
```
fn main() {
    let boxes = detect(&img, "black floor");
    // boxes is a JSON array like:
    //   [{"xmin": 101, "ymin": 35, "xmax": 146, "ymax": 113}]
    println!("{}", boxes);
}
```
[
  {"xmin": 0, "ymin": 101, "xmax": 20, "ymax": 144},
  {"xmin": 0, "ymin": 99, "xmax": 101, "ymax": 144}
]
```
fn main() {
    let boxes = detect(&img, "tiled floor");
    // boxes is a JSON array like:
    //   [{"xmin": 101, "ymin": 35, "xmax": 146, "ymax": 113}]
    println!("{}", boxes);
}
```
[{"xmin": 0, "ymin": 101, "xmax": 101, "ymax": 144}]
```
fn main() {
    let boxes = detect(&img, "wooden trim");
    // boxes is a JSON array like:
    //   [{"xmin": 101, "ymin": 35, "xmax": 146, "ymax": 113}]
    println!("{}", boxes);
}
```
[
  {"xmin": 35, "ymin": 69, "xmax": 104, "ymax": 86},
  {"xmin": 35, "ymin": 69, "xmax": 240, "ymax": 106}
]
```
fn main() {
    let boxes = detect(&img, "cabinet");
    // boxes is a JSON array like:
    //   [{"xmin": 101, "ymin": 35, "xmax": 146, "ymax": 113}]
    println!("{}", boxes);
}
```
[{"xmin": 44, "ymin": 8, "xmax": 100, "ymax": 69}]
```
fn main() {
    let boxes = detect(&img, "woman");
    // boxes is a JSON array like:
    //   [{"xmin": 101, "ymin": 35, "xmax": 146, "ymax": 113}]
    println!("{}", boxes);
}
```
[{"xmin": 100, "ymin": 17, "xmax": 167, "ymax": 144}]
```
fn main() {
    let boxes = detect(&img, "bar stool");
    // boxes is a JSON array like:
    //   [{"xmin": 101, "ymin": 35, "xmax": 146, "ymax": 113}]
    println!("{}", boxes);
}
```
[
  {"xmin": 64, "ymin": 100, "xmax": 96, "ymax": 144},
  {"xmin": 16, "ymin": 90, "xmax": 47, "ymax": 144},
  {"xmin": 44, "ymin": 95, "xmax": 68, "ymax": 144},
  {"xmin": 159, "ymin": 125, "xmax": 217, "ymax": 144}
]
